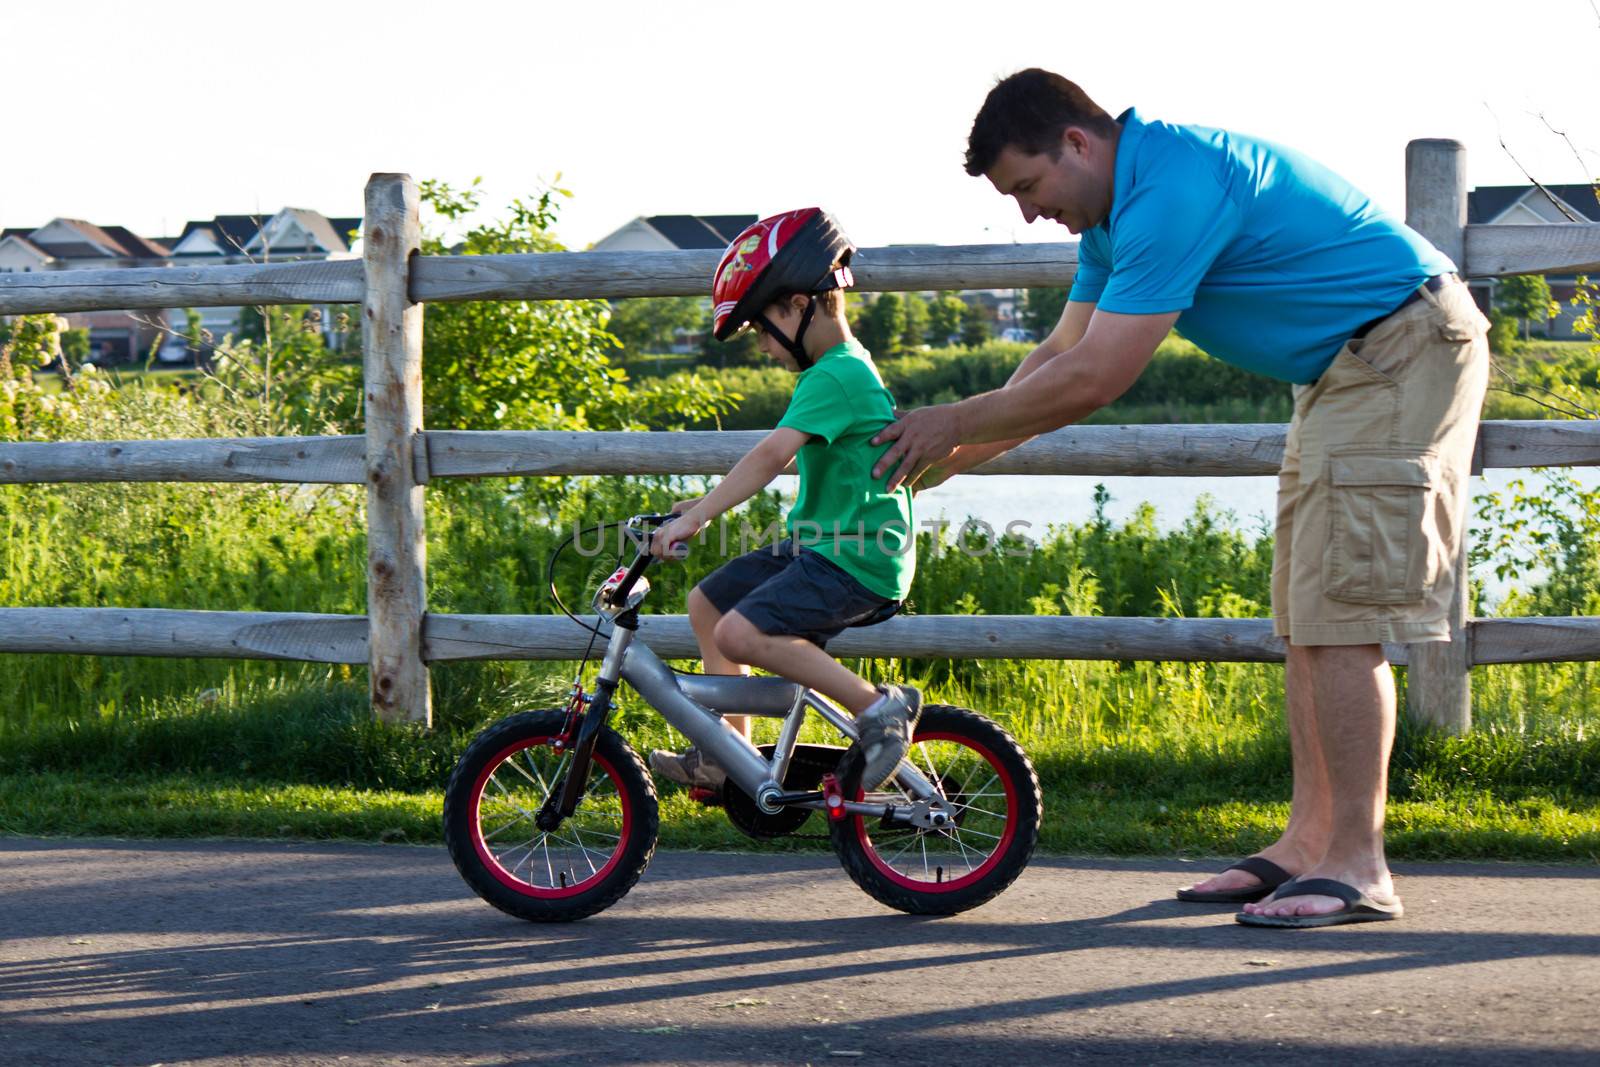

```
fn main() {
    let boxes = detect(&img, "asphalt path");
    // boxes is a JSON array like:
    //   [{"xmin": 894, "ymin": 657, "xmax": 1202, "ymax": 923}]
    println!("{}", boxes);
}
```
[{"xmin": 2, "ymin": 839, "xmax": 1598, "ymax": 1066}]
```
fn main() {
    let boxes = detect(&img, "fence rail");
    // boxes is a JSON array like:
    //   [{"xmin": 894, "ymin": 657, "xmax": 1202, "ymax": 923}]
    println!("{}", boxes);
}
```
[
  {"xmin": 5, "ymin": 224, "xmax": 1600, "ymax": 315},
  {"xmin": 4, "ymin": 608, "xmax": 1599, "ymax": 668},
  {"xmin": 3, "ymin": 141, "xmax": 1599, "ymax": 732},
  {"xmin": 6, "ymin": 421, "xmax": 1600, "ymax": 485}
]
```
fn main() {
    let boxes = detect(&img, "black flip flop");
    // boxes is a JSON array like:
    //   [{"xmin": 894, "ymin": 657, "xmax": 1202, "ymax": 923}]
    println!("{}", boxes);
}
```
[
  {"xmin": 1235, "ymin": 877, "xmax": 1403, "ymax": 928},
  {"xmin": 1176, "ymin": 856, "xmax": 1294, "ymax": 904}
]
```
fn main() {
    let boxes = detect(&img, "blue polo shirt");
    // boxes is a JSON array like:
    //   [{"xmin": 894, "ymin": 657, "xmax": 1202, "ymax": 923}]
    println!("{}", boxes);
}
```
[{"xmin": 1068, "ymin": 108, "xmax": 1455, "ymax": 384}]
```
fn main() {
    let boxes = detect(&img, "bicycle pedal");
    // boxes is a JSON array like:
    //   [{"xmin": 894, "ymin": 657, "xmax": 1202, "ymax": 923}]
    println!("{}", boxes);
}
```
[{"xmin": 688, "ymin": 786, "xmax": 722, "ymax": 806}]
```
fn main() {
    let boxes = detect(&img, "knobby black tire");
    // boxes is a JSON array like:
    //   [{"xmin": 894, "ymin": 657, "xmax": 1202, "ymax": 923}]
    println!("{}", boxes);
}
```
[
  {"xmin": 443, "ymin": 709, "xmax": 659, "ymax": 922},
  {"xmin": 829, "ymin": 704, "xmax": 1041, "ymax": 916}
]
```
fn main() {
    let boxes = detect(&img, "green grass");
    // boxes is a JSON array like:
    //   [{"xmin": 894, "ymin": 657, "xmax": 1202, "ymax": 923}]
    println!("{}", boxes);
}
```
[
  {"xmin": 4, "ymin": 360, "xmax": 1598, "ymax": 858},
  {"xmin": 3, "ymin": 652, "xmax": 1597, "ymax": 860}
]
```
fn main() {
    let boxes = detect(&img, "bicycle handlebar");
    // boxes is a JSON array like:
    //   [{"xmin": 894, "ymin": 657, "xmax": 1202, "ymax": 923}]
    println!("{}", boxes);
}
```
[{"xmin": 603, "ymin": 514, "xmax": 687, "ymax": 609}]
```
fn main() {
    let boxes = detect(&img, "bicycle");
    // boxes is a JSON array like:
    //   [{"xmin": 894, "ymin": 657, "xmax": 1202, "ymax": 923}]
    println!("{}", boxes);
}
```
[{"xmin": 443, "ymin": 513, "xmax": 1041, "ymax": 921}]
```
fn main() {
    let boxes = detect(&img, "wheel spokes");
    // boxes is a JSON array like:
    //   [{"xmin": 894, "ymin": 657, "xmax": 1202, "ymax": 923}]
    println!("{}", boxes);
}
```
[
  {"xmin": 861, "ymin": 738, "xmax": 1011, "ymax": 884},
  {"xmin": 478, "ymin": 742, "xmax": 626, "ymax": 892}
]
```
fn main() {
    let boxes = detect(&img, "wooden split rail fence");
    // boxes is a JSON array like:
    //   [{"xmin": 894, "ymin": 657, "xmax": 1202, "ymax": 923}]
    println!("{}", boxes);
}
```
[{"xmin": 4, "ymin": 142, "xmax": 1600, "ymax": 732}]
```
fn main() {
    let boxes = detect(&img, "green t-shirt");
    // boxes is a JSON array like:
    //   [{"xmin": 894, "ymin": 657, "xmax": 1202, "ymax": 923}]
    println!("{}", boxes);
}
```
[{"xmin": 775, "ymin": 340, "xmax": 915, "ymax": 600}]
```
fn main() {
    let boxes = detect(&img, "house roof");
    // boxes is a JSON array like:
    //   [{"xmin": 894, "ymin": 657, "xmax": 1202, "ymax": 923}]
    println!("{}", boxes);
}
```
[
  {"xmin": 1469, "ymin": 184, "xmax": 1600, "ymax": 224},
  {"xmin": 29, "ymin": 241, "xmax": 110, "ymax": 260},
  {"xmin": 53, "ymin": 219, "xmax": 130, "ymax": 256},
  {"xmin": 172, "ymin": 211, "xmax": 359, "ymax": 256},
  {"xmin": 641, "ymin": 215, "xmax": 731, "ymax": 250},
  {"xmin": 174, "ymin": 215, "xmax": 265, "ymax": 255},
  {"xmin": 698, "ymin": 214, "xmax": 760, "ymax": 244},
  {"xmin": 0, "ymin": 234, "xmax": 54, "ymax": 262},
  {"xmin": 635, "ymin": 214, "xmax": 759, "ymax": 250},
  {"xmin": 171, "ymin": 226, "xmax": 223, "ymax": 254},
  {"xmin": 329, "ymin": 217, "xmax": 362, "ymax": 244},
  {"xmin": 175, "ymin": 214, "xmax": 268, "ymax": 255},
  {"xmin": 100, "ymin": 226, "xmax": 169, "ymax": 258},
  {"xmin": 265, "ymin": 208, "xmax": 349, "ymax": 253},
  {"xmin": 214, "ymin": 214, "xmax": 269, "ymax": 253}
]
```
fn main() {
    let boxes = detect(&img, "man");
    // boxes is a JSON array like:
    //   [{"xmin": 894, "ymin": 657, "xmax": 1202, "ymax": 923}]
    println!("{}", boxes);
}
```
[{"xmin": 872, "ymin": 68, "xmax": 1489, "ymax": 928}]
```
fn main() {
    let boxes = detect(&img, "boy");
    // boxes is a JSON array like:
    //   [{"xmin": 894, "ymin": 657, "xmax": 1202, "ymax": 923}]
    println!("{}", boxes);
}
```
[{"xmin": 648, "ymin": 207, "xmax": 919, "ymax": 792}]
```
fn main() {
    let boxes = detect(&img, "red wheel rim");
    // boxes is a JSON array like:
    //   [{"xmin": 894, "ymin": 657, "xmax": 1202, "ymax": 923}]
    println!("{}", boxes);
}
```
[
  {"xmin": 470, "ymin": 735, "xmax": 632, "ymax": 899},
  {"xmin": 853, "ymin": 730, "xmax": 1018, "ymax": 894}
]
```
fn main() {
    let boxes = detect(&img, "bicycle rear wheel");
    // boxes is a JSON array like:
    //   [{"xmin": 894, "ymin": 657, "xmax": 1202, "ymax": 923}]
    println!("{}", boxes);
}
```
[
  {"xmin": 444, "ymin": 709, "xmax": 658, "ymax": 922},
  {"xmin": 829, "ymin": 704, "xmax": 1040, "ymax": 915}
]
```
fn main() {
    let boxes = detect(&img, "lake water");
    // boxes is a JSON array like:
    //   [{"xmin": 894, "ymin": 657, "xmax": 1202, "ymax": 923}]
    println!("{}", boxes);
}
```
[{"xmin": 771, "ymin": 465, "xmax": 1600, "ymax": 605}]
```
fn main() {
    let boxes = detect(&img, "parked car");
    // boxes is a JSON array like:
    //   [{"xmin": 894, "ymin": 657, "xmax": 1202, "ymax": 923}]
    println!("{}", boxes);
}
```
[
  {"xmin": 999, "ymin": 327, "xmax": 1037, "ymax": 344},
  {"xmin": 157, "ymin": 336, "xmax": 193, "ymax": 364}
]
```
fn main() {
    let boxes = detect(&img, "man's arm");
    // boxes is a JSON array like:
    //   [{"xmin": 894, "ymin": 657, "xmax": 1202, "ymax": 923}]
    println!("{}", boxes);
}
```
[
  {"xmin": 651, "ymin": 427, "xmax": 809, "ymax": 555},
  {"xmin": 1009, "ymin": 298, "xmax": 1098, "ymax": 389},
  {"xmin": 874, "ymin": 308, "xmax": 1178, "ymax": 490},
  {"xmin": 913, "ymin": 300, "xmax": 1097, "ymax": 488}
]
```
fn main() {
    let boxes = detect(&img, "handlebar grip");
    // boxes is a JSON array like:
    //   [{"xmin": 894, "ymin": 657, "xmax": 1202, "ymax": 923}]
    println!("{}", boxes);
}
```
[{"xmin": 663, "ymin": 541, "xmax": 690, "ymax": 561}]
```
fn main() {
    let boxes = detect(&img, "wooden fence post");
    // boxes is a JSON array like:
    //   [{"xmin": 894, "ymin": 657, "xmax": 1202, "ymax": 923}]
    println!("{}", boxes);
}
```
[
  {"xmin": 1404, "ymin": 139, "xmax": 1472, "ymax": 733},
  {"xmin": 362, "ymin": 174, "xmax": 431, "ymax": 725}
]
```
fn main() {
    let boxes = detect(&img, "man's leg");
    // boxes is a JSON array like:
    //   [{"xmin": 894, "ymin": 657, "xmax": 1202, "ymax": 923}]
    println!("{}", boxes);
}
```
[
  {"xmin": 1182, "ymin": 643, "xmax": 1330, "ymax": 894},
  {"xmin": 1242, "ymin": 642, "xmax": 1398, "ymax": 917}
]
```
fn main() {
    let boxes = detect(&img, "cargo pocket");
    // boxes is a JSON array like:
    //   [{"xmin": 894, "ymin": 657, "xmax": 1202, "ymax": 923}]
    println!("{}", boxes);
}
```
[
  {"xmin": 1436, "ymin": 320, "xmax": 1479, "ymax": 343},
  {"xmin": 1323, "ymin": 450, "xmax": 1438, "ymax": 605}
]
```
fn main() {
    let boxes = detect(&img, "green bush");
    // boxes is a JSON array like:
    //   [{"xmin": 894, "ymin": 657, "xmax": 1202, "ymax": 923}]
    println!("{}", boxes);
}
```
[{"xmin": 669, "ymin": 336, "xmax": 1295, "ymax": 430}]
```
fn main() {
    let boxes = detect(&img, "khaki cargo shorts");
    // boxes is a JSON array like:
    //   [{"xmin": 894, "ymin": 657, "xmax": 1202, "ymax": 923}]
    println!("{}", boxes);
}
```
[{"xmin": 1271, "ymin": 278, "xmax": 1489, "ymax": 646}]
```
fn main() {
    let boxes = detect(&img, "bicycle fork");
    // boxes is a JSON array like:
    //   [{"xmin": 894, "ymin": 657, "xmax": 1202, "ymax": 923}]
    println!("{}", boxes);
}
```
[{"xmin": 535, "ymin": 618, "xmax": 636, "ymax": 832}]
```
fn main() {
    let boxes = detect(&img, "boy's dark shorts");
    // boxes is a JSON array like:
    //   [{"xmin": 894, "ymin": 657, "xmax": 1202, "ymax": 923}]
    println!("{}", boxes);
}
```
[{"xmin": 696, "ymin": 539, "xmax": 900, "ymax": 648}]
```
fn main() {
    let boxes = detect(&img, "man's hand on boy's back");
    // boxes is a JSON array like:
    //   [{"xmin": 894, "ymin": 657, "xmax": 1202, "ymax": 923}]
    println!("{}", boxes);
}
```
[{"xmin": 872, "ymin": 403, "xmax": 963, "ymax": 492}]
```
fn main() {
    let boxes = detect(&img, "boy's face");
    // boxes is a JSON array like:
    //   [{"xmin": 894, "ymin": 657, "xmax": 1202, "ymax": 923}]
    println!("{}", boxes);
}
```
[
  {"xmin": 985, "ymin": 128, "xmax": 1113, "ymax": 235},
  {"xmin": 753, "ymin": 297, "xmax": 807, "ymax": 372}
]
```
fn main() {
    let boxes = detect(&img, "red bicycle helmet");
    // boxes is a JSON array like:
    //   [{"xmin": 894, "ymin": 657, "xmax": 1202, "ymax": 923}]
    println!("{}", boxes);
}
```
[{"xmin": 711, "ymin": 208, "xmax": 855, "ymax": 367}]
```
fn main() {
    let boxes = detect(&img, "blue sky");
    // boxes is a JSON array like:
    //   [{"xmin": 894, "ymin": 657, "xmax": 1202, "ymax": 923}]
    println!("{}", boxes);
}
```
[{"xmin": 5, "ymin": 0, "xmax": 1597, "ymax": 249}]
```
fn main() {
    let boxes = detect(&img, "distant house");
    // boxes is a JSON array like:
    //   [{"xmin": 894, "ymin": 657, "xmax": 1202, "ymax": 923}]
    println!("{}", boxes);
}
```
[
  {"xmin": 0, "ymin": 231, "xmax": 54, "ymax": 273},
  {"xmin": 588, "ymin": 215, "xmax": 758, "ymax": 352},
  {"xmin": 0, "ymin": 219, "xmax": 173, "ymax": 362},
  {"xmin": 1, "ymin": 208, "xmax": 362, "ymax": 364},
  {"xmin": 159, "ymin": 208, "xmax": 362, "ymax": 357},
  {"xmin": 589, "ymin": 214, "xmax": 756, "ymax": 253},
  {"xmin": 167, "ymin": 209, "xmax": 361, "ymax": 263},
  {"xmin": 1467, "ymin": 183, "xmax": 1600, "ymax": 339}
]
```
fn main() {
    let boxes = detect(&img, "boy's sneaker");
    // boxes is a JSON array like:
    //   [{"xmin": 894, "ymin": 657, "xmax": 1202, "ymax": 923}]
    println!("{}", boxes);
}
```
[
  {"xmin": 648, "ymin": 746, "xmax": 727, "ymax": 790},
  {"xmin": 855, "ymin": 685, "xmax": 922, "ymax": 789}
]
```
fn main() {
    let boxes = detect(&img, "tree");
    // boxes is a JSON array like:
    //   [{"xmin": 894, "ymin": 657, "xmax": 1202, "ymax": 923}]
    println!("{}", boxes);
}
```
[
  {"xmin": 1496, "ymin": 274, "xmax": 1558, "ymax": 341},
  {"xmin": 926, "ymin": 292, "xmax": 966, "ymax": 348},
  {"xmin": 417, "ymin": 178, "xmax": 731, "ymax": 432},
  {"xmin": 898, "ymin": 292, "xmax": 929, "ymax": 354},
  {"xmin": 59, "ymin": 327, "xmax": 90, "ymax": 369},
  {"xmin": 181, "ymin": 308, "xmax": 205, "ymax": 365},
  {"xmin": 857, "ymin": 293, "xmax": 905, "ymax": 357},
  {"xmin": 606, "ymin": 296, "xmax": 704, "ymax": 361},
  {"xmin": 960, "ymin": 301, "xmax": 991, "ymax": 347},
  {"xmin": 1022, "ymin": 287, "xmax": 1069, "ymax": 338}
]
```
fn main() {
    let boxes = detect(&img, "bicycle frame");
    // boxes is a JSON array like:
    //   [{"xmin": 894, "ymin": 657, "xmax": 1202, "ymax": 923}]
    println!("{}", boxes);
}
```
[
  {"xmin": 607, "ymin": 621, "xmax": 944, "ymax": 817},
  {"xmin": 544, "ymin": 522, "xmax": 947, "ymax": 828}
]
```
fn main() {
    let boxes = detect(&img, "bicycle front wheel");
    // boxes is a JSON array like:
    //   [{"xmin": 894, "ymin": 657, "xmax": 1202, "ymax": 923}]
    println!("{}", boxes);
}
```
[
  {"xmin": 830, "ymin": 704, "xmax": 1040, "ymax": 915},
  {"xmin": 443, "ymin": 709, "xmax": 658, "ymax": 922}
]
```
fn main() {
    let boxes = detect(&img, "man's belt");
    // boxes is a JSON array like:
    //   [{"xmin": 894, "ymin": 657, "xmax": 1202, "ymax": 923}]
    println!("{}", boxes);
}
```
[{"xmin": 1351, "ymin": 272, "xmax": 1461, "ymax": 341}]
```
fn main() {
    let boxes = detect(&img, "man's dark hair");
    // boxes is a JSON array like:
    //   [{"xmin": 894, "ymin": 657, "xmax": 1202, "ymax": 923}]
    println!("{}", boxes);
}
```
[{"xmin": 965, "ymin": 68, "xmax": 1117, "ymax": 177}]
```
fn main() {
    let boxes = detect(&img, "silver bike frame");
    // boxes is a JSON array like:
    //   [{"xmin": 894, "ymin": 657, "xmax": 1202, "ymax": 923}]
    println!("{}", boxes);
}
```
[{"xmin": 591, "ymin": 621, "xmax": 940, "ymax": 814}]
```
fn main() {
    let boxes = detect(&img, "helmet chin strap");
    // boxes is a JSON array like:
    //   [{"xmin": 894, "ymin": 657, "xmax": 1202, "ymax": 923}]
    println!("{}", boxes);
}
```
[{"xmin": 754, "ymin": 296, "xmax": 819, "ymax": 370}]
